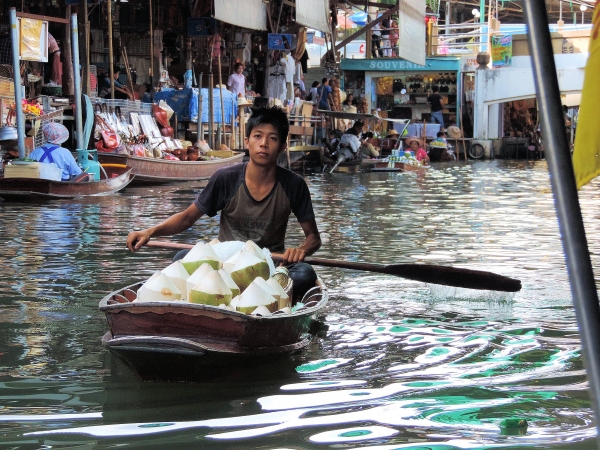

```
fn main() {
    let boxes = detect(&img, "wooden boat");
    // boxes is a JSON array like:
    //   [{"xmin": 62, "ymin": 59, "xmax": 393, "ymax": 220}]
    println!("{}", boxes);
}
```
[
  {"xmin": 0, "ymin": 164, "xmax": 134, "ymax": 201},
  {"xmin": 97, "ymin": 150, "xmax": 244, "ymax": 184},
  {"xmin": 99, "ymin": 279, "xmax": 328, "ymax": 378},
  {"xmin": 365, "ymin": 160, "xmax": 430, "ymax": 173},
  {"xmin": 428, "ymin": 145, "xmax": 457, "ymax": 162}
]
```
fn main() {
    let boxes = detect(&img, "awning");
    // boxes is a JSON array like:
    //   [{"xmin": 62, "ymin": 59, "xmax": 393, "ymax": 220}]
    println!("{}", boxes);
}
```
[
  {"xmin": 214, "ymin": 0, "xmax": 267, "ymax": 31},
  {"xmin": 296, "ymin": 0, "xmax": 330, "ymax": 34},
  {"xmin": 317, "ymin": 110, "xmax": 378, "ymax": 121}
]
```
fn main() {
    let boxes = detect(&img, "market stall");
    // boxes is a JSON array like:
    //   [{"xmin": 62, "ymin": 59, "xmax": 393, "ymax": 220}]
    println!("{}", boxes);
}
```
[{"xmin": 341, "ymin": 57, "xmax": 462, "ymax": 133}]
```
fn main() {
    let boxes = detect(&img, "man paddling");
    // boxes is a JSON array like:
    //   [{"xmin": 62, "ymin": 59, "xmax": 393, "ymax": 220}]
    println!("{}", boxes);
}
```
[{"xmin": 126, "ymin": 106, "xmax": 322, "ymax": 298}]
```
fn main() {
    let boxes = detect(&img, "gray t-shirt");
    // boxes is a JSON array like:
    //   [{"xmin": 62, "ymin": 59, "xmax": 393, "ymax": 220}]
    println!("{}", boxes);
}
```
[{"xmin": 194, "ymin": 163, "xmax": 315, "ymax": 252}]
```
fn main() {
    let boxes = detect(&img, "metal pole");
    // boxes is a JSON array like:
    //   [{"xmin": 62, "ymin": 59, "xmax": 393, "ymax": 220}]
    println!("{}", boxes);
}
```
[
  {"xmin": 71, "ymin": 13, "xmax": 84, "ymax": 150},
  {"xmin": 107, "ymin": 0, "xmax": 115, "ymax": 99},
  {"xmin": 9, "ymin": 8, "xmax": 26, "ymax": 159},
  {"xmin": 523, "ymin": 3, "xmax": 600, "ymax": 447}
]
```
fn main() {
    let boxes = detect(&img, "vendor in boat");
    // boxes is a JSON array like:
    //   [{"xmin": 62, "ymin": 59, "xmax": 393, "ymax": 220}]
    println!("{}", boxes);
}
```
[
  {"xmin": 29, "ymin": 123, "xmax": 83, "ymax": 181},
  {"xmin": 406, "ymin": 137, "xmax": 430, "ymax": 165},
  {"xmin": 339, "ymin": 122, "xmax": 379, "ymax": 159},
  {"xmin": 126, "ymin": 106, "xmax": 321, "ymax": 300}
]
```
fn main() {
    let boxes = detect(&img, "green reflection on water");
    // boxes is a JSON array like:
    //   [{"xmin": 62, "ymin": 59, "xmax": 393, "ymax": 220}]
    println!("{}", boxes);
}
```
[{"xmin": 339, "ymin": 429, "xmax": 373, "ymax": 437}]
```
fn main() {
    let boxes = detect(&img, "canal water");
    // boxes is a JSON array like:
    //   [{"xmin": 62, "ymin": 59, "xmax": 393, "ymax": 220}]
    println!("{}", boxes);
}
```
[{"xmin": 1, "ymin": 159, "xmax": 599, "ymax": 448}]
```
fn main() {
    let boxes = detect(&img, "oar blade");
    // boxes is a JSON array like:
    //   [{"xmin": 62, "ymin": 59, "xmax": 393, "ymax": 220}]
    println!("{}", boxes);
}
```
[{"xmin": 382, "ymin": 264, "xmax": 522, "ymax": 293}]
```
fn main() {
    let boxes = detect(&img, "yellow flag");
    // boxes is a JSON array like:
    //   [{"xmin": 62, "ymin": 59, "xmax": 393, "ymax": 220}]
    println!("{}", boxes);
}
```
[{"xmin": 573, "ymin": 4, "xmax": 600, "ymax": 189}]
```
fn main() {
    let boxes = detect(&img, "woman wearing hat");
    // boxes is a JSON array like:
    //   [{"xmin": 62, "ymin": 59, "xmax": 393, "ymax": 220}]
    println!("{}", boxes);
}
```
[
  {"xmin": 29, "ymin": 123, "xmax": 83, "ymax": 181},
  {"xmin": 406, "ymin": 137, "xmax": 429, "ymax": 165}
]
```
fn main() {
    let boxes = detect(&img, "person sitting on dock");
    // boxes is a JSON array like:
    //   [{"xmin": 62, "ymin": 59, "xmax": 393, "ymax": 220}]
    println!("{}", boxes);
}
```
[
  {"xmin": 29, "ymin": 123, "xmax": 83, "ymax": 181},
  {"xmin": 126, "ymin": 106, "xmax": 322, "ymax": 300}
]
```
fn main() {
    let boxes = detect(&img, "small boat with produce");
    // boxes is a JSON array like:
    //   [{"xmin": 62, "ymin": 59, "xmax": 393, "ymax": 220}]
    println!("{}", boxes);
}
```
[
  {"xmin": 97, "ymin": 150, "xmax": 244, "ymax": 184},
  {"xmin": 99, "ymin": 239, "xmax": 328, "ymax": 379},
  {"xmin": 0, "ymin": 162, "xmax": 134, "ymax": 201},
  {"xmin": 100, "ymin": 279, "xmax": 327, "ymax": 378}
]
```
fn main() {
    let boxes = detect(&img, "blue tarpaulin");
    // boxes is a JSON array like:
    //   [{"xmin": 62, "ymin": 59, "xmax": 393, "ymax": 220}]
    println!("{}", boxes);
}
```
[{"xmin": 150, "ymin": 88, "xmax": 238, "ymax": 123}]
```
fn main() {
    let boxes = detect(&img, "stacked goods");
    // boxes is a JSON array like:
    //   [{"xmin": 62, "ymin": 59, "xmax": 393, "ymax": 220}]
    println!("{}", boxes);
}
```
[
  {"xmin": 356, "ymin": 97, "xmax": 368, "ymax": 114},
  {"xmin": 329, "ymin": 78, "xmax": 342, "ymax": 112},
  {"xmin": 134, "ymin": 239, "xmax": 294, "ymax": 316}
]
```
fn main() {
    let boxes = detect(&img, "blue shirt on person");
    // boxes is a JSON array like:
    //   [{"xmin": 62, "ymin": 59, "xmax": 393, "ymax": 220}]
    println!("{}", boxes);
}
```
[{"xmin": 29, "ymin": 144, "xmax": 83, "ymax": 181}]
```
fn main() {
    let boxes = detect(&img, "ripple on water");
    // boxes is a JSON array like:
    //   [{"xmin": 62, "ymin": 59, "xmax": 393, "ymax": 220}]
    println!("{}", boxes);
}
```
[{"xmin": 0, "ymin": 161, "xmax": 597, "ymax": 448}]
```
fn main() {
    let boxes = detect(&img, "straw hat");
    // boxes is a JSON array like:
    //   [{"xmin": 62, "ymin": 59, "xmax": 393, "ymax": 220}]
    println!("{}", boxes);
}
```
[
  {"xmin": 344, "ymin": 105, "xmax": 357, "ymax": 114},
  {"xmin": 404, "ymin": 136, "xmax": 424, "ymax": 148},
  {"xmin": 386, "ymin": 129, "xmax": 399, "ymax": 137},
  {"xmin": 446, "ymin": 126, "xmax": 462, "ymax": 139},
  {"xmin": 237, "ymin": 97, "xmax": 253, "ymax": 107}
]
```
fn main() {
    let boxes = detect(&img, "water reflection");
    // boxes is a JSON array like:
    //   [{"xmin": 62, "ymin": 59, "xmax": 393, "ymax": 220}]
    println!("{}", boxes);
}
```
[{"xmin": 0, "ymin": 161, "xmax": 598, "ymax": 448}]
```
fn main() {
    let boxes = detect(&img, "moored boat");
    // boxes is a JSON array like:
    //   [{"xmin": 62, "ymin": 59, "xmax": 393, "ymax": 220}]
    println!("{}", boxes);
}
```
[
  {"xmin": 97, "ymin": 151, "xmax": 244, "ymax": 184},
  {"xmin": 99, "ymin": 278, "xmax": 328, "ymax": 378},
  {"xmin": 0, "ymin": 164, "xmax": 134, "ymax": 201}
]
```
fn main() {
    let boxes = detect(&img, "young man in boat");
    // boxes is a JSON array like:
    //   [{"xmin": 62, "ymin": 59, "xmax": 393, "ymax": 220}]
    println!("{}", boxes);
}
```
[{"xmin": 126, "ymin": 106, "xmax": 322, "ymax": 299}]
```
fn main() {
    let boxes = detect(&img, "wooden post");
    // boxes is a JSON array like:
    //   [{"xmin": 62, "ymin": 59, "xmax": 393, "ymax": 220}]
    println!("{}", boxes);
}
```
[
  {"xmin": 217, "ymin": 54, "xmax": 226, "ymax": 146},
  {"xmin": 107, "ymin": 0, "xmax": 115, "ymax": 99},
  {"xmin": 149, "ymin": 0, "xmax": 153, "ymax": 91},
  {"xmin": 208, "ymin": 73, "xmax": 214, "ymax": 149},
  {"xmin": 197, "ymin": 72, "xmax": 203, "ymax": 146},
  {"xmin": 61, "ymin": 6, "xmax": 74, "ymax": 97},
  {"xmin": 80, "ymin": 0, "xmax": 91, "ymax": 96}
]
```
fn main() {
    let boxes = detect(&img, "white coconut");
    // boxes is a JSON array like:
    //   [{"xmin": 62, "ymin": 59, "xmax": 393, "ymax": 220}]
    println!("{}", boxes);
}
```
[
  {"xmin": 211, "ymin": 240, "xmax": 245, "ymax": 263},
  {"xmin": 222, "ymin": 250, "xmax": 241, "ymax": 273},
  {"xmin": 267, "ymin": 277, "xmax": 291, "ymax": 310},
  {"xmin": 244, "ymin": 240, "xmax": 266, "ymax": 261},
  {"xmin": 276, "ymin": 307, "xmax": 291, "ymax": 315},
  {"xmin": 209, "ymin": 238, "xmax": 221, "ymax": 246},
  {"xmin": 136, "ymin": 271, "xmax": 182, "ymax": 302},
  {"xmin": 251, "ymin": 305, "xmax": 272, "ymax": 317},
  {"xmin": 181, "ymin": 242, "xmax": 221, "ymax": 274},
  {"xmin": 230, "ymin": 295, "xmax": 241, "ymax": 310},
  {"xmin": 189, "ymin": 271, "xmax": 233, "ymax": 306},
  {"xmin": 218, "ymin": 269, "xmax": 241, "ymax": 298},
  {"xmin": 254, "ymin": 277, "xmax": 280, "ymax": 302},
  {"xmin": 161, "ymin": 261, "xmax": 190, "ymax": 301},
  {"xmin": 186, "ymin": 263, "xmax": 216, "ymax": 300},
  {"xmin": 229, "ymin": 251, "xmax": 270, "ymax": 291},
  {"xmin": 236, "ymin": 280, "xmax": 278, "ymax": 314}
]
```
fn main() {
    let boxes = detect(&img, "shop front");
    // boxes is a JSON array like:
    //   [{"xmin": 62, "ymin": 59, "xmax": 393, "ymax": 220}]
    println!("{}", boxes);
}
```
[{"xmin": 341, "ymin": 57, "xmax": 461, "ymax": 136}]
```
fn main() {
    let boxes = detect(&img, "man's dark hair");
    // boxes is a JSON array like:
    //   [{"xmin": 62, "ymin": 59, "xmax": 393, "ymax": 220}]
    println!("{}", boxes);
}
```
[
  {"xmin": 246, "ymin": 106, "xmax": 290, "ymax": 143},
  {"xmin": 437, "ymin": 131, "xmax": 445, "ymax": 138},
  {"xmin": 322, "ymin": 77, "xmax": 328, "ymax": 84},
  {"xmin": 311, "ymin": 80, "xmax": 319, "ymax": 88},
  {"xmin": 432, "ymin": 85, "xmax": 439, "ymax": 93},
  {"xmin": 234, "ymin": 62, "xmax": 244, "ymax": 70},
  {"xmin": 113, "ymin": 64, "xmax": 121, "ymax": 74}
]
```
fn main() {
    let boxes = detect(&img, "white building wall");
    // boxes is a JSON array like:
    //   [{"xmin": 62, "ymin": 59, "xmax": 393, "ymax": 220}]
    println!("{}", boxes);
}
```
[{"xmin": 474, "ymin": 54, "xmax": 588, "ymax": 139}]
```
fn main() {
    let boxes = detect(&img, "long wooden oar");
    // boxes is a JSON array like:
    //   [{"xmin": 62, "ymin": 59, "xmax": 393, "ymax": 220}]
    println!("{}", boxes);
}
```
[{"xmin": 145, "ymin": 241, "xmax": 522, "ymax": 292}]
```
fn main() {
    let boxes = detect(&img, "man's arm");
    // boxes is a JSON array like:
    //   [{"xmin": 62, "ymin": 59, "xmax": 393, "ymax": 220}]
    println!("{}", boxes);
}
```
[
  {"xmin": 126, "ymin": 203, "xmax": 204, "ymax": 252},
  {"xmin": 280, "ymin": 218, "xmax": 321, "ymax": 264}
]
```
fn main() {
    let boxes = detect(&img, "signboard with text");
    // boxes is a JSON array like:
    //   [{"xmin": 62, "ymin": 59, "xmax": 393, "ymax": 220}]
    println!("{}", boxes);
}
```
[
  {"xmin": 268, "ymin": 33, "xmax": 295, "ymax": 50},
  {"xmin": 188, "ymin": 18, "xmax": 218, "ymax": 37},
  {"xmin": 491, "ymin": 35, "xmax": 512, "ymax": 67}
]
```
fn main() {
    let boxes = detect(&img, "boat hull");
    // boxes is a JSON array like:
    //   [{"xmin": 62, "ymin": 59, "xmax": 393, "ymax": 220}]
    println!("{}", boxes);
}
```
[
  {"xmin": 97, "ymin": 152, "xmax": 244, "ymax": 184},
  {"xmin": 99, "ymin": 280, "xmax": 328, "ymax": 377},
  {"xmin": 0, "ymin": 165, "xmax": 134, "ymax": 201}
]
